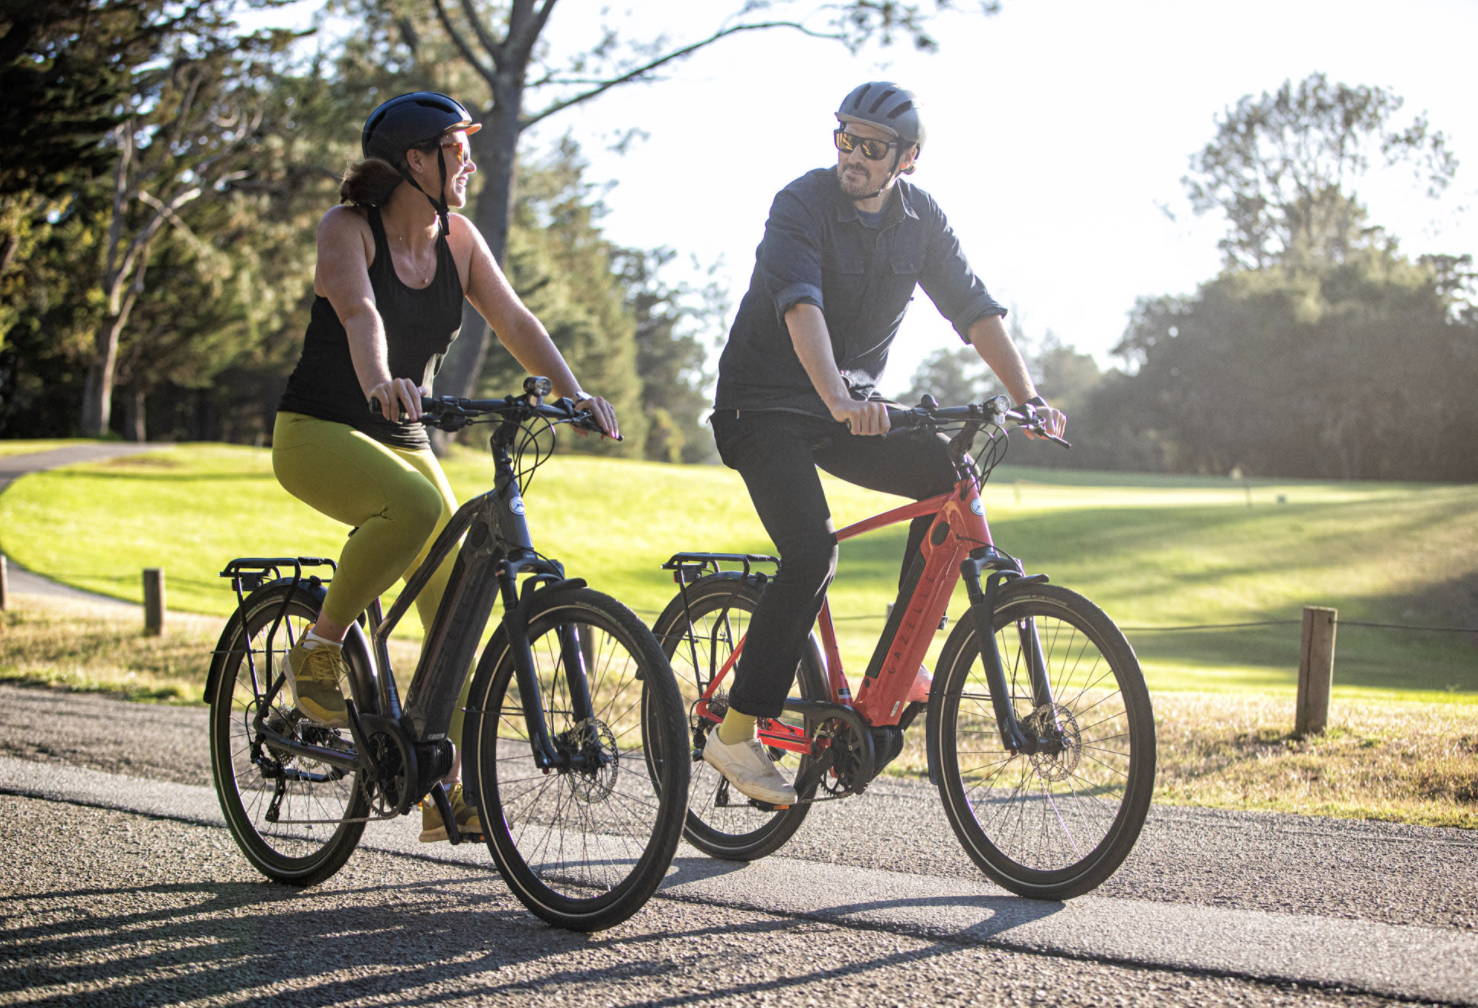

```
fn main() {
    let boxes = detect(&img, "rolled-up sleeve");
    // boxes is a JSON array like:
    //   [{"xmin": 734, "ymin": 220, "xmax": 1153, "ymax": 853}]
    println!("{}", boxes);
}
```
[
  {"xmin": 919, "ymin": 206, "xmax": 1006, "ymax": 342},
  {"xmin": 758, "ymin": 189, "xmax": 826, "ymax": 321}
]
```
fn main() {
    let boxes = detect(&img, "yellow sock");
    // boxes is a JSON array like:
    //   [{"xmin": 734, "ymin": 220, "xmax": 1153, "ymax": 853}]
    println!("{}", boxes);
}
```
[{"xmin": 717, "ymin": 710, "xmax": 757, "ymax": 745}]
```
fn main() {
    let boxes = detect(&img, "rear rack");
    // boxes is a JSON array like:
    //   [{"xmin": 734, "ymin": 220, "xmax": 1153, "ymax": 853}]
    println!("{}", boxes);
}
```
[
  {"xmin": 661, "ymin": 551, "xmax": 778, "ymax": 585},
  {"xmin": 219, "ymin": 557, "xmax": 336, "ymax": 606}
]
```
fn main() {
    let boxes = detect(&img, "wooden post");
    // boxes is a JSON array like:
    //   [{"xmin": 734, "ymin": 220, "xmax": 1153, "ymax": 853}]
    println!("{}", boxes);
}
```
[
  {"xmin": 0, "ymin": 554, "xmax": 7, "ymax": 610},
  {"xmin": 143, "ymin": 567, "xmax": 165, "ymax": 636},
  {"xmin": 1295, "ymin": 606, "xmax": 1337, "ymax": 736}
]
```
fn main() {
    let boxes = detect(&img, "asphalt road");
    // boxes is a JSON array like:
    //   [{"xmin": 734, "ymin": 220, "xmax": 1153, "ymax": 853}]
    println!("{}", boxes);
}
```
[{"xmin": 1, "ymin": 680, "xmax": 1474, "ymax": 1007}]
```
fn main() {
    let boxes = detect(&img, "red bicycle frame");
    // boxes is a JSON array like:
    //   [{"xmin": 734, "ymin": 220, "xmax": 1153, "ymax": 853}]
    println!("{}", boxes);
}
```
[{"xmin": 689, "ymin": 464, "xmax": 999, "ymax": 754}]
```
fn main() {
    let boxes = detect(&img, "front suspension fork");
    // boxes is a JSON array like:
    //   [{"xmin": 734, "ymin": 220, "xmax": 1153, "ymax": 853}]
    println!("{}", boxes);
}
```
[{"xmin": 960, "ymin": 549, "xmax": 1053, "ymax": 753}]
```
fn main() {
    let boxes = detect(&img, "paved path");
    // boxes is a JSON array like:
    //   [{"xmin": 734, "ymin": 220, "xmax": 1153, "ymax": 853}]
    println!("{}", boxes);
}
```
[
  {"xmin": 1, "ymin": 683, "xmax": 1475, "ymax": 1006},
  {"xmin": 0, "ymin": 442, "xmax": 161, "ymax": 605}
]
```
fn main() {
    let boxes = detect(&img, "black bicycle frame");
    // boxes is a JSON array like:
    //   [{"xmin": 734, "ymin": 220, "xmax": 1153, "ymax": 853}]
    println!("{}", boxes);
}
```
[{"xmin": 378, "ymin": 415, "xmax": 588, "ymax": 769}]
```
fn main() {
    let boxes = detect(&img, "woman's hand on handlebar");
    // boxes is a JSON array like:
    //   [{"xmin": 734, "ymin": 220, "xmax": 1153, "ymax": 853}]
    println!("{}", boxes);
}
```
[
  {"xmin": 831, "ymin": 397, "xmax": 890, "ymax": 436},
  {"xmin": 367, "ymin": 377, "xmax": 425, "ymax": 422},
  {"xmin": 571, "ymin": 393, "xmax": 620, "ymax": 440}
]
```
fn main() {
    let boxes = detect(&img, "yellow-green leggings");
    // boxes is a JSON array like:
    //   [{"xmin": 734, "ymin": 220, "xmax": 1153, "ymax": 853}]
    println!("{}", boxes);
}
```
[{"xmin": 272, "ymin": 411, "xmax": 471, "ymax": 738}]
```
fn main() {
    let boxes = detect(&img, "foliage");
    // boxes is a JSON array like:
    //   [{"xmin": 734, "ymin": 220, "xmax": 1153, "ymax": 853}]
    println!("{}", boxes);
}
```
[
  {"xmin": 1096, "ymin": 247, "xmax": 1478, "ymax": 480},
  {"xmin": 1184, "ymin": 73, "xmax": 1457, "ymax": 270},
  {"xmin": 1066, "ymin": 75, "xmax": 1476, "ymax": 481},
  {"xmin": 617, "ymin": 247, "xmax": 726, "ymax": 463}
]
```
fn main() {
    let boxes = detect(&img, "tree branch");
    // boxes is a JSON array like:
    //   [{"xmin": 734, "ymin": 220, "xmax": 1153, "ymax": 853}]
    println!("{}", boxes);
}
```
[
  {"xmin": 431, "ymin": 0, "xmax": 497, "ymax": 87},
  {"xmin": 507, "ymin": 0, "xmax": 560, "ymax": 68},
  {"xmin": 522, "ymin": 20, "xmax": 836, "ymax": 130},
  {"xmin": 457, "ymin": 0, "xmax": 505, "ymax": 69}
]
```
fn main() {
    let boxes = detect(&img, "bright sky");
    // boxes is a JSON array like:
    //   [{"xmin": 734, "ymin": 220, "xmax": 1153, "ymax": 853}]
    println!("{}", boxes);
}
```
[
  {"xmin": 271, "ymin": 0, "xmax": 1478, "ymax": 393},
  {"xmin": 532, "ymin": 0, "xmax": 1478, "ymax": 392}
]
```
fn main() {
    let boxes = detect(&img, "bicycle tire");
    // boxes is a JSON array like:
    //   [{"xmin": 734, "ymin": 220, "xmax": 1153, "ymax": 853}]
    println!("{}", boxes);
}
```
[
  {"xmin": 651, "ymin": 575, "xmax": 828, "ymax": 861},
  {"xmin": 208, "ymin": 583, "xmax": 368, "ymax": 886},
  {"xmin": 462, "ymin": 586, "xmax": 688, "ymax": 932},
  {"xmin": 927, "ymin": 581, "xmax": 1155, "ymax": 899}
]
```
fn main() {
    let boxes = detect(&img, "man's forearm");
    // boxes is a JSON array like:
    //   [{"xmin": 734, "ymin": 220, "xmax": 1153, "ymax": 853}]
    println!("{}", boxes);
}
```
[
  {"xmin": 967, "ymin": 314, "xmax": 1038, "ymax": 404},
  {"xmin": 785, "ymin": 303, "xmax": 852, "ymax": 411}
]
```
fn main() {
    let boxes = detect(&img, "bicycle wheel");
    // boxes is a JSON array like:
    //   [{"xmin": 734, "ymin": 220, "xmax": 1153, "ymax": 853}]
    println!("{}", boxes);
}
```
[
  {"xmin": 207, "ymin": 584, "xmax": 368, "ymax": 886},
  {"xmin": 928, "ymin": 581, "xmax": 1155, "ymax": 899},
  {"xmin": 651, "ymin": 576, "xmax": 828, "ymax": 861},
  {"xmin": 463, "ymin": 586, "xmax": 688, "ymax": 932}
]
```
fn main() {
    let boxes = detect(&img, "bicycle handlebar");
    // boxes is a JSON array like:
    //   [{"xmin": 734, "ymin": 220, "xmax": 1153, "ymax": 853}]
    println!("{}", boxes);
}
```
[
  {"xmin": 885, "ymin": 395, "xmax": 1070, "ymax": 448},
  {"xmin": 418, "ymin": 393, "xmax": 610, "ymax": 436},
  {"xmin": 369, "ymin": 376, "xmax": 615, "ymax": 439}
]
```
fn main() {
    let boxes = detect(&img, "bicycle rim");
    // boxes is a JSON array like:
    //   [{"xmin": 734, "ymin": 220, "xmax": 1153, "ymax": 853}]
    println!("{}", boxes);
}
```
[
  {"xmin": 468, "ymin": 588, "xmax": 687, "ymax": 931},
  {"xmin": 653, "ymin": 578, "xmax": 823, "ymax": 861},
  {"xmin": 208, "ymin": 589, "xmax": 366, "ymax": 886},
  {"xmin": 931, "ymin": 583, "xmax": 1155, "ymax": 899}
]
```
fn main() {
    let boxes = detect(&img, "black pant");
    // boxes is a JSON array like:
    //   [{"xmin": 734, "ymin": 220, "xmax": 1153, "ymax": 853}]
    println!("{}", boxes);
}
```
[{"xmin": 711, "ymin": 410, "xmax": 956, "ymax": 717}]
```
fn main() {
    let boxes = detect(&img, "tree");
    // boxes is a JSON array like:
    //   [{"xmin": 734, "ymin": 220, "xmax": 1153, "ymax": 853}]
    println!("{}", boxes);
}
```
[
  {"xmin": 483, "ymin": 137, "xmax": 647, "ymax": 455},
  {"xmin": 617, "ymin": 247, "xmax": 726, "ymax": 463},
  {"xmin": 79, "ymin": 26, "xmax": 293, "ymax": 436},
  {"xmin": 1184, "ymin": 73, "xmax": 1457, "ymax": 270},
  {"xmin": 1106, "ymin": 248, "xmax": 1478, "ymax": 481},
  {"xmin": 397, "ymin": 0, "xmax": 1003, "ymax": 404},
  {"xmin": 0, "ymin": 0, "xmax": 139, "ymax": 282}
]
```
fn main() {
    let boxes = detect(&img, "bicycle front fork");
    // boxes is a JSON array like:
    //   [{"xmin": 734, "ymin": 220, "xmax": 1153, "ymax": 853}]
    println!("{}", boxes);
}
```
[{"xmin": 961, "ymin": 550, "xmax": 1057, "ymax": 754}]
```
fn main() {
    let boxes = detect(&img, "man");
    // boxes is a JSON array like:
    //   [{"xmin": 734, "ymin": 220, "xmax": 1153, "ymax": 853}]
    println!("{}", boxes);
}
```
[{"xmin": 704, "ymin": 81, "xmax": 1067, "ymax": 805}]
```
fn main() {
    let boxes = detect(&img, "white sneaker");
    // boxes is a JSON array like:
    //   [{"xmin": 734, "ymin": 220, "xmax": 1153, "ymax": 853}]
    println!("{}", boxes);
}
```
[{"xmin": 702, "ymin": 734, "xmax": 798, "ymax": 806}]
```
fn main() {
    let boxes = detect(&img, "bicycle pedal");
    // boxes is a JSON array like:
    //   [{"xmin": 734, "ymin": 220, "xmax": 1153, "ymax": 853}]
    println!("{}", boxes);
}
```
[{"xmin": 747, "ymin": 799, "xmax": 792, "ymax": 811}]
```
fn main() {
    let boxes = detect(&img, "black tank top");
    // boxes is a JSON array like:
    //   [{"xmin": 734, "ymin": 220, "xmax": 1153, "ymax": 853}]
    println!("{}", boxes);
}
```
[{"xmin": 278, "ymin": 206, "xmax": 463, "ymax": 449}]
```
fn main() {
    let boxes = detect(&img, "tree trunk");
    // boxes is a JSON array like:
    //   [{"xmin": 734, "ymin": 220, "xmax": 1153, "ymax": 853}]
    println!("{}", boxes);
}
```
[
  {"xmin": 80, "ymin": 314, "xmax": 126, "ymax": 437},
  {"xmin": 123, "ymin": 385, "xmax": 147, "ymax": 442}
]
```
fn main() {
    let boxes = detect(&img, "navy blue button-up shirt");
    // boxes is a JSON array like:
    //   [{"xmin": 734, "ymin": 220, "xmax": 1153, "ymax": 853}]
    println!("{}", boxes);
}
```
[{"xmin": 715, "ymin": 167, "xmax": 1006, "ymax": 417}]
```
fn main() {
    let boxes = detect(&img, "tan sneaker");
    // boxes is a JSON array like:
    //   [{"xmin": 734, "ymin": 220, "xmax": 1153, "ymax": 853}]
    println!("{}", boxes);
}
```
[
  {"xmin": 420, "ymin": 783, "xmax": 484, "ymax": 843},
  {"xmin": 283, "ymin": 638, "xmax": 349, "ymax": 728},
  {"xmin": 702, "ymin": 734, "xmax": 797, "ymax": 806}
]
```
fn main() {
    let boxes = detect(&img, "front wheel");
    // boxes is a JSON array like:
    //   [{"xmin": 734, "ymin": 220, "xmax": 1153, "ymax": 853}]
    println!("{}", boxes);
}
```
[
  {"xmin": 463, "ymin": 587, "xmax": 688, "ymax": 932},
  {"xmin": 927, "ymin": 581, "xmax": 1155, "ymax": 900},
  {"xmin": 207, "ymin": 583, "xmax": 368, "ymax": 886}
]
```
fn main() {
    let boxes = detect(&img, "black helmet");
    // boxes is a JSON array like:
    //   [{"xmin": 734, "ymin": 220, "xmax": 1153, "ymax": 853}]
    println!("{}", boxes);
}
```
[
  {"xmin": 835, "ymin": 81, "xmax": 924, "ymax": 151},
  {"xmin": 362, "ymin": 91, "xmax": 480, "ymax": 166}
]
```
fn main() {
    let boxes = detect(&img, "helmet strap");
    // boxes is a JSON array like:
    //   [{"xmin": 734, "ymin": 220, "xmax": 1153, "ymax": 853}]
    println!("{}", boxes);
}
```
[{"xmin": 395, "ymin": 147, "xmax": 451, "ymax": 233}]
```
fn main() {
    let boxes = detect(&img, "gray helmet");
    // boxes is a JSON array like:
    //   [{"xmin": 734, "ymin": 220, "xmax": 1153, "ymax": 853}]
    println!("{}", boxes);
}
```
[
  {"xmin": 362, "ymin": 91, "xmax": 480, "ymax": 167},
  {"xmin": 835, "ymin": 81, "xmax": 924, "ymax": 151}
]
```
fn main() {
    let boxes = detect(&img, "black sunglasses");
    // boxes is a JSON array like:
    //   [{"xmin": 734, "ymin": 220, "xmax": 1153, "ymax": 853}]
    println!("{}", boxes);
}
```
[{"xmin": 833, "ymin": 128, "xmax": 900, "ymax": 161}]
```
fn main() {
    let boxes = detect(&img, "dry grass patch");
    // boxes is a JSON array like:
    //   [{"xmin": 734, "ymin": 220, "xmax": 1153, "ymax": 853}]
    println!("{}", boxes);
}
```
[
  {"xmin": 1154, "ymin": 692, "xmax": 1478, "ymax": 828},
  {"xmin": 0, "ymin": 595, "xmax": 418, "ymax": 703}
]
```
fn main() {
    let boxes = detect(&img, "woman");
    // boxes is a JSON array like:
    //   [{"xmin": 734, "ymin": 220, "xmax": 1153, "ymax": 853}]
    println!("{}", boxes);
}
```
[{"xmin": 272, "ymin": 91, "xmax": 618, "ymax": 842}]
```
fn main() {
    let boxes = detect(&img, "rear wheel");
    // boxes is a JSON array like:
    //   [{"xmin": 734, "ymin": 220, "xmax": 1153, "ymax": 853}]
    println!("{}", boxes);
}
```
[
  {"xmin": 652, "ymin": 576, "xmax": 827, "ymax": 861},
  {"xmin": 464, "ymin": 587, "xmax": 688, "ymax": 932},
  {"xmin": 928, "ymin": 581, "xmax": 1155, "ymax": 899},
  {"xmin": 207, "ymin": 585, "xmax": 367, "ymax": 886}
]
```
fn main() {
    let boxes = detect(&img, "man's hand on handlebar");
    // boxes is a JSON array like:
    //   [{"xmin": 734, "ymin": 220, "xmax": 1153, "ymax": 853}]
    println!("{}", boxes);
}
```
[{"xmin": 831, "ymin": 397, "xmax": 891, "ymax": 437}]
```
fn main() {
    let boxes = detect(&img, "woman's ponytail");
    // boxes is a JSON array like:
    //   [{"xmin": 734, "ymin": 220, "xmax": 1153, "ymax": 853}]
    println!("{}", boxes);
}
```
[{"xmin": 339, "ymin": 158, "xmax": 402, "ymax": 207}]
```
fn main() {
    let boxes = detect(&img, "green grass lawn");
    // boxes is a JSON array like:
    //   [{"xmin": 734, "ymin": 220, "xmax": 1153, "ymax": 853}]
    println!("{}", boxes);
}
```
[{"xmin": 2, "ymin": 437, "xmax": 1475, "ymax": 703}]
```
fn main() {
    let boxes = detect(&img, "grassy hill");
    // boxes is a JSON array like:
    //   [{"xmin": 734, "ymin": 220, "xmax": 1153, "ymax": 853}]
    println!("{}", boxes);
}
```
[{"xmin": 2, "ymin": 438, "xmax": 1475, "ymax": 702}]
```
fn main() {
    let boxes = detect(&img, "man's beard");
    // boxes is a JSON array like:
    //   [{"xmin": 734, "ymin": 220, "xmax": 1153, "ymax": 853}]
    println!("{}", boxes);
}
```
[{"xmin": 837, "ymin": 163, "xmax": 888, "ymax": 200}]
